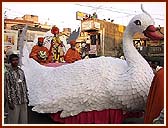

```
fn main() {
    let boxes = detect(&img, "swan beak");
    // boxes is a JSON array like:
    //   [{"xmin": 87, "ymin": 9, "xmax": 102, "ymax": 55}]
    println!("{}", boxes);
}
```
[{"xmin": 143, "ymin": 25, "xmax": 164, "ymax": 40}]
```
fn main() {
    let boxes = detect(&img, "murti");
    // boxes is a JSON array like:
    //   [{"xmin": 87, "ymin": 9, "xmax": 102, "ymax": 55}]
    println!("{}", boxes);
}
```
[{"xmin": 51, "ymin": 26, "xmax": 65, "ymax": 63}]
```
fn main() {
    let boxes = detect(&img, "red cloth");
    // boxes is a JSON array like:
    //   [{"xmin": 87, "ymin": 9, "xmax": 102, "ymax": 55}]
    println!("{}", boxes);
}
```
[
  {"xmin": 70, "ymin": 40, "xmax": 76, "ymax": 46},
  {"xmin": 29, "ymin": 45, "xmax": 52, "ymax": 65},
  {"xmin": 144, "ymin": 68, "xmax": 164, "ymax": 123},
  {"xmin": 38, "ymin": 37, "xmax": 44, "ymax": 42},
  {"xmin": 64, "ymin": 48, "xmax": 81, "ymax": 63},
  {"xmin": 50, "ymin": 110, "xmax": 144, "ymax": 124},
  {"xmin": 44, "ymin": 62, "xmax": 68, "ymax": 67},
  {"xmin": 50, "ymin": 109, "xmax": 124, "ymax": 124},
  {"xmin": 123, "ymin": 111, "xmax": 143, "ymax": 118},
  {"xmin": 51, "ymin": 26, "xmax": 59, "ymax": 35}
]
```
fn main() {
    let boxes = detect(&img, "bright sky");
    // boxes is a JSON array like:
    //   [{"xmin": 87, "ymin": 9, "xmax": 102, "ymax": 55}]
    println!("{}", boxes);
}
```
[{"xmin": 2, "ymin": 2, "xmax": 166, "ymax": 31}]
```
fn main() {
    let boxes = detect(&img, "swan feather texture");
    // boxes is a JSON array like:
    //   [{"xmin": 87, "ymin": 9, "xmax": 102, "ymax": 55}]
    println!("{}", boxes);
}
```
[{"xmin": 22, "ymin": 7, "xmax": 155, "ymax": 118}]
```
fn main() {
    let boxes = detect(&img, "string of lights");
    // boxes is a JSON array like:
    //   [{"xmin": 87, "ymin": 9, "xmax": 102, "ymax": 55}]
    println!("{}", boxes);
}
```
[
  {"xmin": 74, "ymin": 4, "xmax": 164, "ymax": 21},
  {"xmin": 75, "ymin": 4, "xmax": 137, "ymax": 15}
]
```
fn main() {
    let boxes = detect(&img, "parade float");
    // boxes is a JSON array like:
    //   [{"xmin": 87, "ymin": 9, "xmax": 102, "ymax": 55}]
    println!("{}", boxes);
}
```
[{"xmin": 20, "ymin": 5, "xmax": 163, "ymax": 124}]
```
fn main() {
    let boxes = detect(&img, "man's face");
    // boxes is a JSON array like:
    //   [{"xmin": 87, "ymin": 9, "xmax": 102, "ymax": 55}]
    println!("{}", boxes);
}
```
[
  {"xmin": 11, "ymin": 57, "xmax": 19, "ymax": 67},
  {"xmin": 38, "ymin": 41, "xmax": 43, "ymax": 47},
  {"xmin": 71, "ymin": 45, "xmax": 76, "ymax": 50}
]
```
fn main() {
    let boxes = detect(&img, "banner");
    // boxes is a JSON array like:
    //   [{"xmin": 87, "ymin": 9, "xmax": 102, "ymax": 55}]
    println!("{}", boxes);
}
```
[
  {"xmin": 76, "ymin": 11, "xmax": 88, "ymax": 20},
  {"xmin": 4, "ymin": 30, "xmax": 18, "ymax": 53}
]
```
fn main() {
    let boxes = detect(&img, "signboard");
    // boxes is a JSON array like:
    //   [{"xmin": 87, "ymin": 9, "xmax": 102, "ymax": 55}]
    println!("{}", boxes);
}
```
[
  {"xmin": 76, "ymin": 11, "xmax": 88, "ymax": 20},
  {"xmin": 82, "ymin": 21, "xmax": 92, "ymax": 30},
  {"xmin": 82, "ymin": 21, "xmax": 100, "ymax": 31},
  {"xmin": 94, "ymin": 22, "xmax": 100, "ymax": 29},
  {"xmin": 4, "ymin": 30, "xmax": 18, "ymax": 53}
]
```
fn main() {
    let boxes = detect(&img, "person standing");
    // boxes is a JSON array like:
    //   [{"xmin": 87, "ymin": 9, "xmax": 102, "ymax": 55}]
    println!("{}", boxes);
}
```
[
  {"xmin": 64, "ymin": 40, "xmax": 81, "ymax": 63},
  {"xmin": 144, "ymin": 68, "xmax": 164, "ymax": 124},
  {"xmin": 4, "ymin": 54, "xmax": 29, "ymax": 124}
]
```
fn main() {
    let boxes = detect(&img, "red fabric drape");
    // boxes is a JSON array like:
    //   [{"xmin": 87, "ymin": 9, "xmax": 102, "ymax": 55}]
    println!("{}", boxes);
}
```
[
  {"xmin": 144, "ymin": 68, "xmax": 164, "ymax": 123},
  {"xmin": 50, "ymin": 109, "xmax": 124, "ymax": 124},
  {"xmin": 50, "ymin": 110, "xmax": 143, "ymax": 124},
  {"xmin": 64, "ymin": 48, "xmax": 81, "ymax": 63}
]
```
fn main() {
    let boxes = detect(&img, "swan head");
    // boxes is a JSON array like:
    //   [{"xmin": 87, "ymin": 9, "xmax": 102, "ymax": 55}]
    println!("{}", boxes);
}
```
[{"xmin": 126, "ymin": 5, "xmax": 164, "ymax": 40}]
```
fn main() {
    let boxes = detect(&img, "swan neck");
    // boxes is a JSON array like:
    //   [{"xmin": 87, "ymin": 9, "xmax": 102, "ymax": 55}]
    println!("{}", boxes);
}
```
[{"xmin": 123, "ymin": 27, "xmax": 144, "ymax": 66}]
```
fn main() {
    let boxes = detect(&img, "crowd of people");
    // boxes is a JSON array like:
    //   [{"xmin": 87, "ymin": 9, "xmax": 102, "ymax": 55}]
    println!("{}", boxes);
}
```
[
  {"xmin": 29, "ymin": 26, "xmax": 82, "ymax": 65},
  {"xmin": 29, "ymin": 37, "xmax": 81, "ymax": 65}
]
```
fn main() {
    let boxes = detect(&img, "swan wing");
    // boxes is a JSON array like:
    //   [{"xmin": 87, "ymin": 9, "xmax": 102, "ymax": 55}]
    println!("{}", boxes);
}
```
[{"xmin": 22, "ymin": 44, "xmax": 128, "ymax": 117}]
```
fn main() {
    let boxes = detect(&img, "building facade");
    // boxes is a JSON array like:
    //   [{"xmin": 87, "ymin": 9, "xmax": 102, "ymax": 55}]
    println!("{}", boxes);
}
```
[{"xmin": 77, "ymin": 16, "xmax": 164, "ymax": 65}]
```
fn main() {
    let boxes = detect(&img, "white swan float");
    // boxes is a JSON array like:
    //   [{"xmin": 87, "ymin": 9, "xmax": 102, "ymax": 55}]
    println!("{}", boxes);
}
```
[{"xmin": 22, "ymin": 5, "xmax": 163, "ymax": 118}]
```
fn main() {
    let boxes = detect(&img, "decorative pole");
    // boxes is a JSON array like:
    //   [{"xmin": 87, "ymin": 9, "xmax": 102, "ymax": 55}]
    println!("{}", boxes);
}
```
[{"xmin": 18, "ymin": 25, "xmax": 28, "ymax": 66}]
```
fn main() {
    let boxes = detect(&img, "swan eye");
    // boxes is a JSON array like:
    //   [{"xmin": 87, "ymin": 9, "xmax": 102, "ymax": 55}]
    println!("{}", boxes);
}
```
[{"xmin": 134, "ymin": 20, "xmax": 141, "ymax": 26}]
